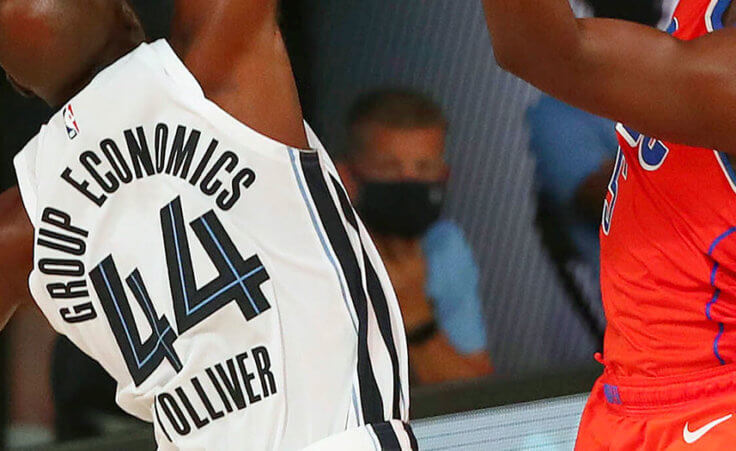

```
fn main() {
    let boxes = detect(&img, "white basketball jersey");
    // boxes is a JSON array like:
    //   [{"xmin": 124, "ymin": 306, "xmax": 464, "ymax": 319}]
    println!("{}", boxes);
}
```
[{"xmin": 13, "ymin": 40, "xmax": 410, "ymax": 450}]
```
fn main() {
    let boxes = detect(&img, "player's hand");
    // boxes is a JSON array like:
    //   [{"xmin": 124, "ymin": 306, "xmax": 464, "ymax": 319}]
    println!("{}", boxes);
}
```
[{"xmin": 374, "ymin": 237, "xmax": 434, "ymax": 332}]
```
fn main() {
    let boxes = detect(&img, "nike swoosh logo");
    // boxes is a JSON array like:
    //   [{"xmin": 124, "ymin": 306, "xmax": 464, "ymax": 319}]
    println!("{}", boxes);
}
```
[{"xmin": 683, "ymin": 414, "xmax": 733, "ymax": 444}]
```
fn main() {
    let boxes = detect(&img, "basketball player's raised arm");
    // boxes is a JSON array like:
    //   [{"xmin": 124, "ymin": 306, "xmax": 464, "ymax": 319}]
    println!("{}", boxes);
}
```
[
  {"xmin": 483, "ymin": 0, "xmax": 736, "ymax": 155},
  {"xmin": 0, "ymin": 187, "xmax": 33, "ymax": 330},
  {"xmin": 170, "ymin": 0, "xmax": 278, "ymax": 62},
  {"xmin": 171, "ymin": 0, "xmax": 308, "ymax": 149}
]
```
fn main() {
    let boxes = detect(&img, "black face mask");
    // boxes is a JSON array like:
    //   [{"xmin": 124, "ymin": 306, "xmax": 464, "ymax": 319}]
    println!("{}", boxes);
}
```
[{"xmin": 356, "ymin": 181, "xmax": 445, "ymax": 238}]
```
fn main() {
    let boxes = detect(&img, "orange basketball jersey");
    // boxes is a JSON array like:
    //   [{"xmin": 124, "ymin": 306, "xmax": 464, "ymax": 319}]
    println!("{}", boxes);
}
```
[{"xmin": 600, "ymin": 0, "xmax": 736, "ymax": 378}]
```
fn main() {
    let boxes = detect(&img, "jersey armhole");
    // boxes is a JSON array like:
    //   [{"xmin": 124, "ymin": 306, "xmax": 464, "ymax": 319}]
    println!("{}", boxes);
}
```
[{"xmin": 147, "ymin": 39, "xmax": 205, "ymax": 97}]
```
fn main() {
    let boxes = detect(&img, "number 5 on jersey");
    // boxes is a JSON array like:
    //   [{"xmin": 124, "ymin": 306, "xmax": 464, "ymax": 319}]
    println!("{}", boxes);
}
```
[{"xmin": 602, "ymin": 149, "xmax": 628, "ymax": 236}]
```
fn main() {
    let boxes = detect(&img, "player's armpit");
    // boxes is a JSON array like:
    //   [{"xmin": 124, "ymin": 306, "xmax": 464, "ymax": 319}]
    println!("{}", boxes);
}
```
[
  {"xmin": 170, "ymin": 0, "xmax": 308, "ymax": 150},
  {"xmin": 0, "ymin": 187, "xmax": 34, "ymax": 330},
  {"xmin": 483, "ymin": 0, "xmax": 736, "ymax": 155}
]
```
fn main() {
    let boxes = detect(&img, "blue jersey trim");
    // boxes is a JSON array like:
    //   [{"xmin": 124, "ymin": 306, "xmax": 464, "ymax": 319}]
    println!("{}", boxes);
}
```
[
  {"xmin": 710, "ymin": 0, "xmax": 732, "ymax": 31},
  {"xmin": 716, "ymin": 152, "xmax": 736, "ymax": 190},
  {"xmin": 287, "ymin": 148, "xmax": 357, "ymax": 332},
  {"xmin": 603, "ymin": 384, "xmax": 622, "ymax": 405},
  {"xmin": 715, "ymin": 323, "xmax": 727, "ymax": 366},
  {"xmin": 666, "ymin": 17, "xmax": 679, "ymax": 35},
  {"xmin": 706, "ymin": 226, "xmax": 736, "ymax": 365},
  {"xmin": 287, "ymin": 147, "xmax": 362, "ymax": 423}
]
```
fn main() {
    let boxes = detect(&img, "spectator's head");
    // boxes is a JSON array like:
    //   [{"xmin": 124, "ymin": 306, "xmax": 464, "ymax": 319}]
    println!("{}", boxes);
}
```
[
  {"xmin": 0, "ymin": 0, "xmax": 145, "ymax": 106},
  {"xmin": 344, "ymin": 89, "xmax": 448, "ymax": 239}
]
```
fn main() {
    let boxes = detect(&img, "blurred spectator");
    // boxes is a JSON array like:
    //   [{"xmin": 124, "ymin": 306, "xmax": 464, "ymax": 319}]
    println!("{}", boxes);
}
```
[
  {"xmin": 527, "ymin": 96, "xmax": 617, "ymax": 349},
  {"xmin": 527, "ymin": 95, "xmax": 618, "ymax": 272},
  {"xmin": 339, "ymin": 89, "xmax": 493, "ymax": 385}
]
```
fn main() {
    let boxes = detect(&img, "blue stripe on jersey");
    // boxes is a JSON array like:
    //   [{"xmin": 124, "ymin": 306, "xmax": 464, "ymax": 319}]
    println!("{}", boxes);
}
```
[
  {"xmin": 715, "ymin": 323, "xmax": 727, "ymax": 366},
  {"xmin": 716, "ymin": 152, "xmax": 736, "ymax": 191},
  {"xmin": 709, "ymin": 3, "xmax": 736, "ymax": 366},
  {"xmin": 666, "ymin": 17, "xmax": 679, "ymax": 35},
  {"xmin": 287, "ymin": 148, "xmax": 363, "ymax": 422},
  {"xmin": 287, "ymin": 148, "xmax": 358, "ymax": 332},
  {"xmin": 706, "ymin": 226, "xmax": 736, "ymax": 365},
  {"xmin": 710, "ymin": 0, "xmax": 732, "ymax": 31},
  {"xmin": 707, "ymin": 3, "xmax": 736, "ymax": 366}
]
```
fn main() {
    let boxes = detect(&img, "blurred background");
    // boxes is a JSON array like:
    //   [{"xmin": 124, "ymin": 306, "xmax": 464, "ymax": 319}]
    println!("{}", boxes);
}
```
[{"xmin": 0, "ymin": 0, "xmax": 677, "ymax": 449}]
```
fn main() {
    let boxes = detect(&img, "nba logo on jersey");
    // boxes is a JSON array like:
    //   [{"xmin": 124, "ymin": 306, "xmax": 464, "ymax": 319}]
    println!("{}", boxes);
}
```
[{"xmin": 63, "ymin": 104, "xmax": 79, "ymax": 140}]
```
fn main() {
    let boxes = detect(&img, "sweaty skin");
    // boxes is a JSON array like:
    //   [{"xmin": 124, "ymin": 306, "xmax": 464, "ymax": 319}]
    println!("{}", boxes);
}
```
[
  {"xmin": 482, "ymin": 1, "xmax": 736, "ymax": 154},
  {"xmin": 0, "ymin": 0, "xmax": 307, "ymax": 330}
]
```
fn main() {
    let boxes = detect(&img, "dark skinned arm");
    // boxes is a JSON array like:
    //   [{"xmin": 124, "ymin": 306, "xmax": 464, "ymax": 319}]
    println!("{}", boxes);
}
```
[
  {"xmin": 171, "ymin": 0, "xmax": 278, "ymax": 58},
  {"xmin": 483, "ymin": 1, "xmax": 736, "ymax": 155},
  {"xmin": 0, "ymin": 186, "xmax": 33, "ymax": 331},
  {"xmin": 171, "ymin": 0, "xmax": 308, "ymax": 149}
]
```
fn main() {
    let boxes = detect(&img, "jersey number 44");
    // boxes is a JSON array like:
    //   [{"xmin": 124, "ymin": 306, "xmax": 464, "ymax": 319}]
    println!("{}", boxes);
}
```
[{"xmin": 89, "ymin": 197, "xmax": 272, "ymax": 386}]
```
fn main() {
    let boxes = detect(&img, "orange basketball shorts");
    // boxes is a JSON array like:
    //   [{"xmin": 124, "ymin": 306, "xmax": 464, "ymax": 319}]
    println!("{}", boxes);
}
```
[{"xmin": 576, "ymin": 365, "xmax": 736, "ymax": 450}]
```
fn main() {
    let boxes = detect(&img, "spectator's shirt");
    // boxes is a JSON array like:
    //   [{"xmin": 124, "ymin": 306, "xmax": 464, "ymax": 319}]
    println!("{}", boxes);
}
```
[
  {"xmin": 526, "ymin": 95, "xmax": 619, "ymax": 268},
  {"xmin": 422, "ymin": 220, "xmax": 487, "ymax": 355}
]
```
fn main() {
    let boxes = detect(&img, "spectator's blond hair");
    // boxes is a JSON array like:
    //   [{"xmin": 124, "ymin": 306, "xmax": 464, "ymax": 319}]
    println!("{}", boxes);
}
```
[{"xmin": 346, "ymin": 89, "xmax": 447, "ymax": 157}]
